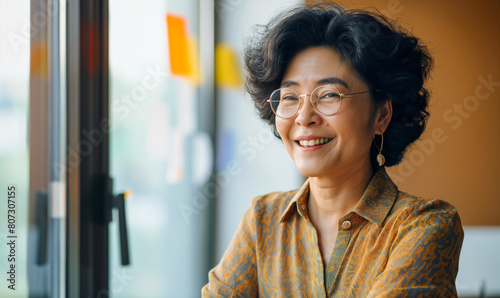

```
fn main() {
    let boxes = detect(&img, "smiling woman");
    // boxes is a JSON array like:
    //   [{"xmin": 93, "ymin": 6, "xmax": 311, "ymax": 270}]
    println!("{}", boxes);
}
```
[
  {"xmin": 274, "ymin": 47, "xmax": 388, "ymax": 183},
  {"xmin": 202, "ymin": 3, "xmax": 463, "ymax": 297}
]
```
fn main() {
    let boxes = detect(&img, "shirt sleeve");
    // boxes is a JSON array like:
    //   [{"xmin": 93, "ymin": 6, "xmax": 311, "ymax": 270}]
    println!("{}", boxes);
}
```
[
  {"xmin": 202, "ymin": 202, "xmax": 258, "ymax": 297},
  {"xmin": 367, "ymin": 199, "xmax": 464, "ymax": 297}
]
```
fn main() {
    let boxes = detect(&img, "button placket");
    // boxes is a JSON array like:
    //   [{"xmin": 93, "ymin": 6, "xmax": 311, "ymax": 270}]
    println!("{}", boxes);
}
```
[{"xmin": 326, "ymin": 219, "xmax": 353, "ymax": 295}]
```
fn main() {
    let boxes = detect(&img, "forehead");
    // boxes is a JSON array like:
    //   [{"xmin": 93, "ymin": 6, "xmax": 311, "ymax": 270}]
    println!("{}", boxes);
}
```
[{"xmin": 281, "ymin": 46, "xmax": 362, "ymax": 88}]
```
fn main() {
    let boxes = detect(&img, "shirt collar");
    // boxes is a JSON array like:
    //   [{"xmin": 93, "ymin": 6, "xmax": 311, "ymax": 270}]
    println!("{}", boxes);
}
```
[
  {"xmin": 279, "ymin": 167, "xmax": 398, "ymax": 227},
  {"xmin": 352, "ymin": 167, "xmax": 398, "ymax": 227},
  {"xmin": 279, "ymin": 178, "xmax": 310, "ymax": 223}
]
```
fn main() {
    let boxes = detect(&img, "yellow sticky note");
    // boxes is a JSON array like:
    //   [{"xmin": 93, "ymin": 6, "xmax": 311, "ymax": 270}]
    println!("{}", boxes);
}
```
[{"xmin": 215, "ymin": 43, "xmax": 242, "ymax": 89}]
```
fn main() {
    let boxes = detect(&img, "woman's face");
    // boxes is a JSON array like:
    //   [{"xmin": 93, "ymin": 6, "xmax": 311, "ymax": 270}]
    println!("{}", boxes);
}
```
[{"xmin": 276, "ymin": 46, "xmax": 390, "ymax": 178}]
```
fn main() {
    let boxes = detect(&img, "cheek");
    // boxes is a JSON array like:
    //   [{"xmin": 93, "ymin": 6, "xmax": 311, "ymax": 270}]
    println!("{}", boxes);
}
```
[
  {"xmin": 276, "ymin": 119, "xmax": 295, "ymax": 152},
  {"xmin": 275, "ymin": 119, "xmax": 288, "ymax": 140},
  {"xmin": 336, "ymin": 109, "xmax": 375, "ymax": 146}
]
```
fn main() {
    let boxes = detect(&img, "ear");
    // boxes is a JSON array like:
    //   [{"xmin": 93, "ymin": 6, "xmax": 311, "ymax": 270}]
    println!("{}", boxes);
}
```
[{"xmin": 374, "ymin": 100, "xmax": 392, "ymax": 134}]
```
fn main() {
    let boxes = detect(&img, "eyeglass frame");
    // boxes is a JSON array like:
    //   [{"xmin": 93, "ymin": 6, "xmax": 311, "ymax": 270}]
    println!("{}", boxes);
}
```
[{"xmin": 267, "ymin": 84, "xmax": 372, "ymax": 119}]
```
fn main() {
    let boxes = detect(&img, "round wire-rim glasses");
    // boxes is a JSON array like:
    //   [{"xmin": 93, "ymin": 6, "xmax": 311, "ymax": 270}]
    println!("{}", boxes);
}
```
[{"xmin": 267, "ymin": 84, "xmax": 371, "ymax": 119}]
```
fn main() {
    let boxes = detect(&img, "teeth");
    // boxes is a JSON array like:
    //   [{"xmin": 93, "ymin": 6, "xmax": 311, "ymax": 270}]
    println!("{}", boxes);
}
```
[{"xmin": 298, "ymin": 138, "xmax": 332, "ymax": 147}]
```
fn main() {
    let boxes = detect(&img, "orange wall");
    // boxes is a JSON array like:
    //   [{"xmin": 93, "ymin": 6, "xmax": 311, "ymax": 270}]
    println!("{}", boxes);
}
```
[{"xmin": 306, "ymin": 0, "xmax": 500, "ymax": 225}]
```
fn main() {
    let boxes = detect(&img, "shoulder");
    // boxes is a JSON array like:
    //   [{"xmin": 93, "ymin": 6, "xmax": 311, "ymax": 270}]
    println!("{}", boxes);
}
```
[
  {"xmin": 247, "ymin": 189, "xmax": 297, "ymax": 219},
  {"xmin": 387, "ymin": 191, "xmax": 463, "ymax": 237},
  {"xmin": 233, "ymin": 188, "xmax": 301, "ymax": 243},
  {"xmin": 391, "ymin": 191, "xmax": 460, "ymax": 218}
]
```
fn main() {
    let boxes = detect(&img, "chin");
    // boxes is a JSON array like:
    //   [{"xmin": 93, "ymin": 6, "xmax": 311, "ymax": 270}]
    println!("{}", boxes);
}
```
[
  {"xmin": 295, "ymin": 166, "xmax": 324, "ymax": 178},
  {"xmin": 293, "ymin": 157, "xmax": 334, "ymax": 177}
]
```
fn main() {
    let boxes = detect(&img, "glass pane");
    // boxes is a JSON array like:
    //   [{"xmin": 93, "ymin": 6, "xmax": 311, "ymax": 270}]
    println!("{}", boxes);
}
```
[
  {"xmin": 0, "ymin": 1, "xmax": 30, "ymax": 297},
  {"xmin": 109, "ymin": 0, "xmax": 210, "ymax": 296}
]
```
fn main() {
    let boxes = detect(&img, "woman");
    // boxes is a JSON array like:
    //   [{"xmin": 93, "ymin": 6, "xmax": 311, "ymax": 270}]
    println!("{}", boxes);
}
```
[{"xmin": 203, "ymin": 3, "xmax": 463, "ymax": 297}]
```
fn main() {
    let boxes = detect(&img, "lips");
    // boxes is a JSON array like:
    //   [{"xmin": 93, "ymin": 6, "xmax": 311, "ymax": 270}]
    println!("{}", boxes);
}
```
[{"xmin": 296, "ymin": 137, "xmax": 333, "ymax": 147}]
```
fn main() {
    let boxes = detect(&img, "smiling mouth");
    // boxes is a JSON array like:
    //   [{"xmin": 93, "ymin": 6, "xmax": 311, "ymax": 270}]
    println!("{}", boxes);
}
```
[{"xmin": 296, "ymin": 138, "xmax": 333, "ymax": 147}]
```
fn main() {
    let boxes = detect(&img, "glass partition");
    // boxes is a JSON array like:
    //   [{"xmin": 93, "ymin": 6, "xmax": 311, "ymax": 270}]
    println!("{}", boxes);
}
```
[{"xmin": 108, "ymin": 0, "xmax": 214, "ymax": 296}]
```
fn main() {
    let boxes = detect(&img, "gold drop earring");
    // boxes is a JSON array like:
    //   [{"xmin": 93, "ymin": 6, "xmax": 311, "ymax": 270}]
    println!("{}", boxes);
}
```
[{"xmin": 377, "ymin": 132, "xmax": 385, "ymax": 167}]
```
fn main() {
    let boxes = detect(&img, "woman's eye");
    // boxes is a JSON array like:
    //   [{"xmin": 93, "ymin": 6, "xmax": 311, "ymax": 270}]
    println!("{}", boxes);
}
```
[
  {"xmin": 319, "ymin": 93, "xmax": 340, "ymax": 100},
  {"xmin": 282, "ymin": 95, "xmax": 299, "ymax": 101},
  {"xmin": 322, "ymin": 92, "xmax": 339, "ymax": 98}
]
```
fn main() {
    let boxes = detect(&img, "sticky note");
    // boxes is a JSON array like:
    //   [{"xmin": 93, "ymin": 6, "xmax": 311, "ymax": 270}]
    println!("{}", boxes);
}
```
[
  {"xmin": 187, "ymin": 37, "xmax": 202, "ymax": 86},
  {"xmin": 215, "ymin": 43, "xmax": 242, "ymax": 88},
  {"xmin": 166, "ymin": 14, "xmax": 191, "ymax": 76},
  {"xmin": 216, "ymin": 130, "xmax": 235, "ymax": 171},
  {"xmin": 30, "ymin": 41, "xmax": 48, "ymax": 79}
]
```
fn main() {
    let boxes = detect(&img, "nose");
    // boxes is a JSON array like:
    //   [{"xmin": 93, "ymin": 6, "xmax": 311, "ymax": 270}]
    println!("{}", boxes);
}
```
[{"xmin": 294, "ymin": 94, "xmax": 322, "ymax": 126}]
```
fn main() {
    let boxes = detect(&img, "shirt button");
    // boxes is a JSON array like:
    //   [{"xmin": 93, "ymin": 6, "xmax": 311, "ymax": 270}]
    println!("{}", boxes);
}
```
[{"xmin": 341, "ymin": 220, "xmax": 351, "ymax": 230}]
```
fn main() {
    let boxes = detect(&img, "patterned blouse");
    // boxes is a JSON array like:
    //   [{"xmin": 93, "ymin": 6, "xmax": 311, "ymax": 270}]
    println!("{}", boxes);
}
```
[{"xmin": 202, "ymin": 168, "xmax": 464, "ymax": 297}]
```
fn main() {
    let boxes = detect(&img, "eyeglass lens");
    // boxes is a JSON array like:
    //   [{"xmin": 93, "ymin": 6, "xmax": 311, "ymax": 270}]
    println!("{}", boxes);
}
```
[{"xmin": 269, "ymin": 85, "xmax": 342, "ymax": 118}]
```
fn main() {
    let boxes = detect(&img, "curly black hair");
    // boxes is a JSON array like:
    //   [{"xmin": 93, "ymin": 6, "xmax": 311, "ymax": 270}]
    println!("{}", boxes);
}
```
[{"xmin": 244, "ymin": 3, "xmax": 433, "ymax": 167}]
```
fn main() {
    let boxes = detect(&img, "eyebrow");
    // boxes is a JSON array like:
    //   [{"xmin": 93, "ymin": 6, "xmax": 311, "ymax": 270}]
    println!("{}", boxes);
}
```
[{"xmin": 281, "ymin": 77, "xmax": 349, "ymax": 89}]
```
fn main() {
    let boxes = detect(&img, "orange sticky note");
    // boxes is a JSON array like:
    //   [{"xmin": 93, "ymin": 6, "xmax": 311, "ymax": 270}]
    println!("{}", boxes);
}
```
[
  {"xmin": 166, "ymin": 14, "xmax": 191, "ymax": 76},
  {"xmin": 30, "ymin": 41, "xmax": 48, "ymax": 79}
]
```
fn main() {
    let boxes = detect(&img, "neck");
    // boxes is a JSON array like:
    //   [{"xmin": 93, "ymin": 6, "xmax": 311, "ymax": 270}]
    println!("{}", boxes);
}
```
[{"xmin": 308, "ymin": 162, "xmax": 375, "ymax": 219}]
